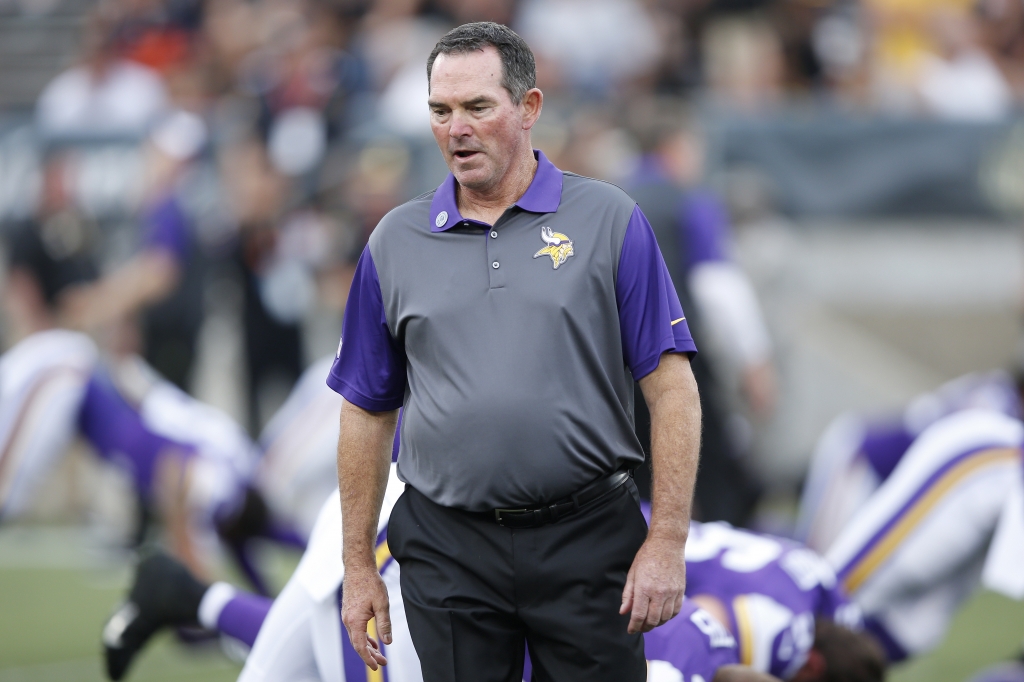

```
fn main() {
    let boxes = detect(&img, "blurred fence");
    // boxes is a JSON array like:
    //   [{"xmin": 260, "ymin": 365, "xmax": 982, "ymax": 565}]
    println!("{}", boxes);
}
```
[{"xmin": 706, "ymin": 112, "xmax": 1024, "ymax": 219}]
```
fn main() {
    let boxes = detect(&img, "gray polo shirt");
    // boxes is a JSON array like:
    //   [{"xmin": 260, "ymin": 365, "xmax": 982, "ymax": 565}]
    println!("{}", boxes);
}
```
[{"xmin": 328, "ymin": 151, "xmax": 695, "ymax": 511}]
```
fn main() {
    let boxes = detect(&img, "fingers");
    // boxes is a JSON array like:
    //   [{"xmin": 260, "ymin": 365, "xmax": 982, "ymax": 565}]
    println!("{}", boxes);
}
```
[
  {"xmin": 347, "ymin": 626, "xmax": 389, "ymax": 669},
  {"xmin": 345, "ymin": 619, "xmax": 377, "ymax": 669},
  {"xmin": 342, "ymin": 572, "xmax": 392, "ymax": 668},
  {"xmin": 619, "ymin": 564, "xmax": 636, "ymax": 616},
  {"xmin": 366, "ymin": 636, "xmax": 388, "ymax": 667},
  {"xmin": 375, "ymin": 601, "xmax": 393, "ymax": 646},
  {"xmin": 657, "ymin": 593, "xmax": 679, "ymax": 628},
  {"xmin": 627, "ymin": 592, "xmax": 651, "ymax": 635},
  {"xmin": 642, "ymin": 593, "xmax": 666, "ymax": 632},
  {"xmin": 629, "ymin": 586, "xmax": 685, "ymax": 634}
]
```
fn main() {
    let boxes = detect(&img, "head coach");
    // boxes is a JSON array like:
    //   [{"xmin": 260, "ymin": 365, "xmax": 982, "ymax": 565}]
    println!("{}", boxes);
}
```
[{"xmin": 328, "ymin": 22, "xmax": 702, "ymax": 681}]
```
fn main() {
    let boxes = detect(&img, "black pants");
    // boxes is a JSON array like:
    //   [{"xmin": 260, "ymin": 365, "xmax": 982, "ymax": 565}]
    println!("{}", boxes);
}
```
[{"xmin": 387, "ymin": 480, "xmax": 648, "ymax": 682}]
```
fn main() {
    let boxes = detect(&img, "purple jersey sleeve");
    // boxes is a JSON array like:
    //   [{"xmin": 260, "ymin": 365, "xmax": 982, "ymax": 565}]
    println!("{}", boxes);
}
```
[
  {"xmin": 645, "ymin": 600, "xmax": 740, "ymax": 677},
  {"xmin": 78, "ymin": 368, "xmax": 194, "ymax": 496},
  {"xmin": 817, "ymin": 576, "xmax": 863, "ymax": 630},
  {"xmin": 681, "ymin": 189, "xmax": 729, "ymax": 267},
  {"xmin": 859, "ymin": 419, "xmax": 916, "ymax": 481},
  {"xmin": 327, "ymin": 245, "xmax": 406, "ymax": 411},
  {"xmin": 141, "ymin": 194, "xmax": 190, "ymax": 263},
  {"xmin": 616, "ymin": 205, "xmax": 697, "ymax": 379}
]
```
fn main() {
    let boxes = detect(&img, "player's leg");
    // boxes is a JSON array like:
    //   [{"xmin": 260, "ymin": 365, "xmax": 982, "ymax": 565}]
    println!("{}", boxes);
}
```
[
  {"xmin": 795, "ymin": 413, "xmax": 880, "ymax": 552},
  {"xmin": 130, "ymin": 364, "xmax": 285, "ymax": 591},
  {"xmin": 0, "ymin": 330, "xmax": 96, "ymax": 519},
  {"xmin": 235, "ymin": 576, "xmax": 322, "ymax": 682},
  {"xmin": 103, "ymin": 552, "xmax": 272, "ymax": 680},
  {"xmin": 826, "ymin": 410, "xmax": 1023, "ymax": 660},
  {"xmin": 255, "ymin": 355, "xmax": 342, "ymax": 540},
  {"xmin": 241, "ymin": 571, "xmax": 420, "ymax": 682}
]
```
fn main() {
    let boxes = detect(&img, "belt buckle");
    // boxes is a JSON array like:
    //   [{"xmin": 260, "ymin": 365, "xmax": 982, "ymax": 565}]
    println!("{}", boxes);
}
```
[{"xmin": 494, "ymin": 508, "xmax": 526, "ymax": 526}]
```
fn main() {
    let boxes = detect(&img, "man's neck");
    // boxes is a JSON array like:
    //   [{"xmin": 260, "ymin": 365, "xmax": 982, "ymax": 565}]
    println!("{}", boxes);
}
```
[{"xmin": 457, "ymin": 148, "xmax": 538, "ymax": 225}]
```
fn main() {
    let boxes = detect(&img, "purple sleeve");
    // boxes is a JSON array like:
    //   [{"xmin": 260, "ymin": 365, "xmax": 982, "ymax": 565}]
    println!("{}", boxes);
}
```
[
  {"xmin": 860, "ymin": 420, "xmax": 915, "ymax": 481},
  {"xmin": 327, "ymin": 245, "xmax": 406, "ymax": 411},
  {"xmin": 78, "ymin": 369, "xmax": 193, "ymax": 497},
  {"xmin": 141, "ymin": 195, "xmax": 190, "ymax": 263},
  {"xmin": 217, "ymin": 592, "xmax": 272, "ymax": 648},
  {"xmin": 681, "ymin": 189, "xmax": 729, "ymax": 267},
  {"xmin": 818, "ymin": 581, "xmax": 864, "ymax": 630},
  {"xmin": 616, "ymin": 205, "xmax": 697, "ymax": 380},
  {"xmin": 644, "ymin": 600, "xmax": 740, "ymax": 675}
]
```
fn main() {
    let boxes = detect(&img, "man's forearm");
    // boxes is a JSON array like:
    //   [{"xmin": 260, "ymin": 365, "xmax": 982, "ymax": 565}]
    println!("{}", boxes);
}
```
[
  {"xmin": 639, "ymin": 353, "xmax": 701, "ymax": 542},
  {"xmin": 337, "ymin": 400, "xmax": 399, "ymax": 570}
]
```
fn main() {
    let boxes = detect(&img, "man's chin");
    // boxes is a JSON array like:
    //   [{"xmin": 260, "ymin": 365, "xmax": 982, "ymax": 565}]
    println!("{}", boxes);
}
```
[{"xmin": 452, "ymin": 166, "xmax": 494, "ymax": 191}]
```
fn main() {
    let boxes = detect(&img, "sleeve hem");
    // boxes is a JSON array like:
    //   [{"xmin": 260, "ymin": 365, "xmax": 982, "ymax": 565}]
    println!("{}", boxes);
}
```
[
  {"xmin": 631, "ymin": 341, "xmax": 698, "ymax": 380},
  {"xmin": 326, "ymin": 374, "xmax": 403, "ymax": 412}
]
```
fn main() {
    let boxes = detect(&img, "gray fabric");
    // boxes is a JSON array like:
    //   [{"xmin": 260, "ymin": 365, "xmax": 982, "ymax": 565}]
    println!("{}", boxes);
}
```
[{"xmin": 370, "ymin": 173, "xmax": 645, "ymax": 511}]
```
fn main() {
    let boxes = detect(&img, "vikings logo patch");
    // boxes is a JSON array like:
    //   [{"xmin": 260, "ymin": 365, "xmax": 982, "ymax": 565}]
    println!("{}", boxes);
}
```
[{"xmin": 533, "ymin": 226, "xmax": 574, "ymax": 269}]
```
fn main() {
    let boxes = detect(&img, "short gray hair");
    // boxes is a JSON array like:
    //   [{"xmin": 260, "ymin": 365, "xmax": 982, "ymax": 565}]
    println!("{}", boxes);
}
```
[{"xmin": 427, "ymin": 22, "xmax": 536, "ymax": 104}]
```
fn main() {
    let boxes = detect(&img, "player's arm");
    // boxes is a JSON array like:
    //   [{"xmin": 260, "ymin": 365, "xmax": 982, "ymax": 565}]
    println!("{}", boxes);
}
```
[
  {"xmin": 153, "ymin": 450, "xmax": 207, "ymax": 580},
  {"xmin": 337, "ymin": 401, "xmax": 398, "ymax": 670},
  {"xmin": 61, "ymin": 249, "xmax": 180, "ymax": 331}
]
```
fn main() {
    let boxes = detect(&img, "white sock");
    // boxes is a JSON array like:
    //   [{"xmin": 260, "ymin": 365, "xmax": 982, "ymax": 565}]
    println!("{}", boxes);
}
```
[{"xmin": 198, "ymin": 582, "xmax": 237, "ymax": 630}]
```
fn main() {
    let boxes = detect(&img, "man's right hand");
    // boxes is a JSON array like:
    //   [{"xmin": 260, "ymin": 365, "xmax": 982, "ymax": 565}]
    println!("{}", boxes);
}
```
[{"xmin": 341, "ymin": 565, "xmax": 392, "ymax": 669}]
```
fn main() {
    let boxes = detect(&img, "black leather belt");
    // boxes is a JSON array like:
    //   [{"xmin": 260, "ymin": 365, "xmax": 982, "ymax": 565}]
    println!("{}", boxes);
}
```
[{"xmin": 492, "ymin": 470, "xmax": 631, "ymax": 529}]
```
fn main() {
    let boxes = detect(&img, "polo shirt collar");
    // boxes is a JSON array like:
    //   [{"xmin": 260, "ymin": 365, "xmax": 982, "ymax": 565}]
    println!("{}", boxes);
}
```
[{"xmin": 429, "ymin": 150, "xmax": 563, "ymax": 232}]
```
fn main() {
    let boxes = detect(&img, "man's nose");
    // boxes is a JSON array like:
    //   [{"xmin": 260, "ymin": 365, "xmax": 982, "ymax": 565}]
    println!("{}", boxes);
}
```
[{"xmin": 449, "ymin": 111, "xmax": 474, "ymax": 138}]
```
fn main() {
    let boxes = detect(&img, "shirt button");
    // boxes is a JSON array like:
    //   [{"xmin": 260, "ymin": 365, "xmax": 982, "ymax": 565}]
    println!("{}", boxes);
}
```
[
  {"xmin": 492, "ymin": 261, "xmax": 500, "ymax": 269},
  {"xmin": 490, "ymin": 231, "xmax": 498, "ymax": 239}
]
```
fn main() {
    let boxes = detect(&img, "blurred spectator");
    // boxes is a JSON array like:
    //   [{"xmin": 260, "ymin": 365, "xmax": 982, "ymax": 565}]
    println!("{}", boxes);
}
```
[
  {"xmin": 976, "ymin": 0, "xmax": 1024, "ymax": 99},
  {"xmin": 515, "ymin": 0, "xmax": 663, "ymax": 97},
  {"xmin": 864, "ymin": 0, "xmax": 976, "ymax": 112},
  {"xmin": 51, "ymin": 40, "xmax": 215, "ymax": 385},
  {"xmin": 220, "ymin": 139, "xmax": 304, "ymax": 433},
  {"xmin": 36, "ymin": 12, "xmax": 168, "ymax": 138},
  {"xmin": 358, "ymin": 5, "xmax": 445, "ymax": 136},
  {"xmin": 811, "ymin": 2, "xmax": 870, "ymax": 102},
  {"xmin": 3, "ymin": 154, "xmax": 99, "ymax": 341},
  {"xmin": 916, "ymin": 5, "xmax": 1012, "ymax": 120},
  {"xmin": 626, "ymin": 99, "xmax": 769, "ymax": 524},
  {"xmin": 701, "ymin": 15, "xmax": 785, "ymax": 110}
]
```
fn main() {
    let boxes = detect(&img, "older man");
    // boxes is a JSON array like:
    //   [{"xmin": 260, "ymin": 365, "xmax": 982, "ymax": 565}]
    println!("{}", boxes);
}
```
[{"xmin": 330, "ymin": 22, "xmax": 701, "ymax": 681}]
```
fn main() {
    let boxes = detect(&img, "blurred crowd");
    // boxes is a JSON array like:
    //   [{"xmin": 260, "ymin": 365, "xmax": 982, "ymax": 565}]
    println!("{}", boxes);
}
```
[{"xmin": 3, "ymin": 0, "xmax": 1024, "ymax": 499}]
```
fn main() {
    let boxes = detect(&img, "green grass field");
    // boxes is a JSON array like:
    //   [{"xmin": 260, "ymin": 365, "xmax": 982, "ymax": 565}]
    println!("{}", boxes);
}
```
[
  {"xmin": 0, "ymin": 525, "xmax": 301, "ymax": 682},
  {"xmin": 0, "ymin": 526, "xmax": 1022, "ymax": 682}
]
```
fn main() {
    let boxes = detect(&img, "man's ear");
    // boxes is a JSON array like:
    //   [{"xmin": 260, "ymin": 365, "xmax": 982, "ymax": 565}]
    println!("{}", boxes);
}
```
[
  {"xmin": 521, "ymin": 88, "xmax": 543, "ymax": 130},
  {"xmin": 790, "ymin": 649, "xmax": 827, "ymax": 682}
]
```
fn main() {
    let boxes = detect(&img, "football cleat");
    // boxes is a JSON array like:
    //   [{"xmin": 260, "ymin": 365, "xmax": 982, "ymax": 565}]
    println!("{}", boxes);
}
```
[{"xmin": 102, "ymin": 552, "xmax": 208, "ymax": 680}]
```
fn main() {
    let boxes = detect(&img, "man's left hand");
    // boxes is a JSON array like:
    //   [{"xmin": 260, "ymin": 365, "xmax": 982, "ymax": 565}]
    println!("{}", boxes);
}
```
[{"xmin": 619, "ymin": 534, "xmax": 686, "ymax": 634}]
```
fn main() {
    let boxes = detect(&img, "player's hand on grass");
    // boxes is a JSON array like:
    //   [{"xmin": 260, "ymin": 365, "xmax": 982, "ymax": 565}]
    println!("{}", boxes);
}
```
[
  {"xmin": 341, "ymin": 566, "xmax": 392, "ymax": 669},
  {"xmin": 620, "ymin": 534, "xmax": 687, "ymax": 634}
]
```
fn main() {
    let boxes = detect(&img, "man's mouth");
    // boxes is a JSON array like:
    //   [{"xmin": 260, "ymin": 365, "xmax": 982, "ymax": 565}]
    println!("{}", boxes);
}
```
[{"xmin": 453, "ymin": 150, "xmax": 480, "ymax": 160}]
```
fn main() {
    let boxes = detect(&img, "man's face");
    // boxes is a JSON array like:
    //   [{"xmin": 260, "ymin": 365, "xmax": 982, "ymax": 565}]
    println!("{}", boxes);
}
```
[{"xmin": 428, "ymin": 47, "xmax": 528, "ymax": 192}]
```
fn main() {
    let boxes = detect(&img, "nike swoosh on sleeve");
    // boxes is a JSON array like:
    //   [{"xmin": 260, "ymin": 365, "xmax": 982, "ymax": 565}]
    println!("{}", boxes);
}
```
[{"xmin": 671, "ymin": 317, "xmax": 686, "ymax": 326}]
